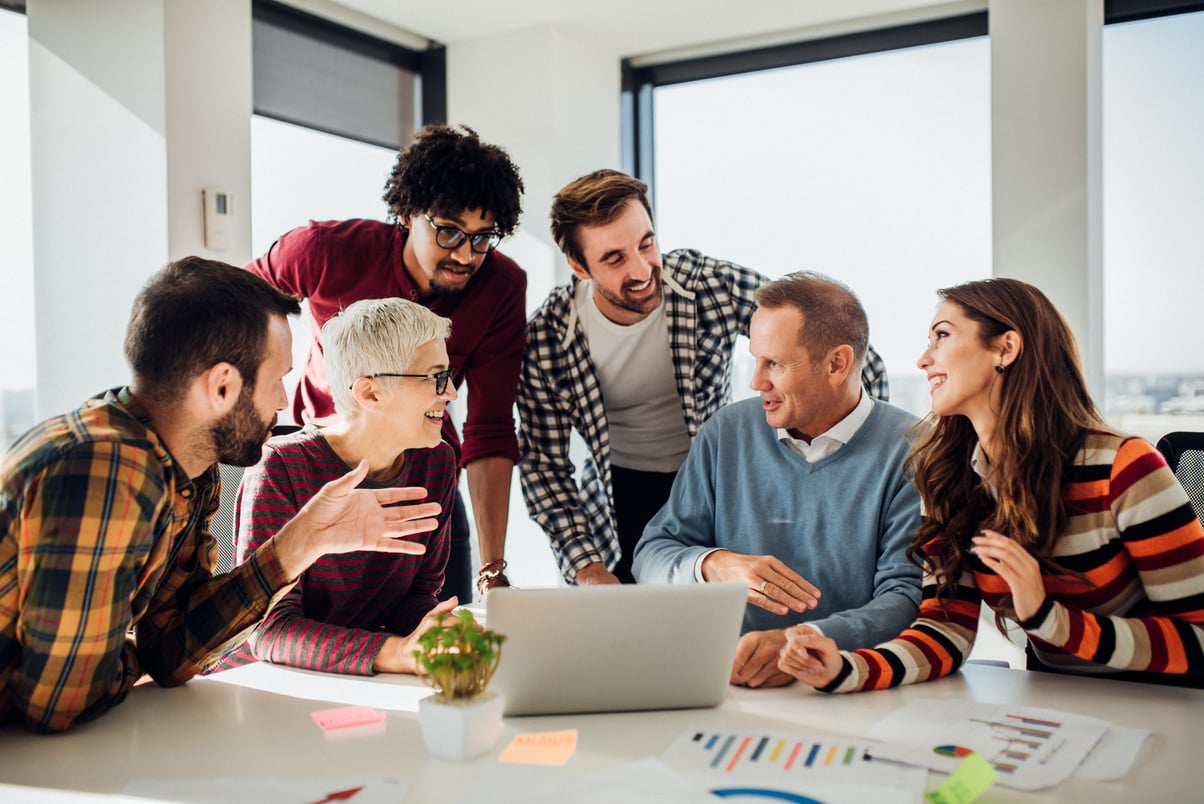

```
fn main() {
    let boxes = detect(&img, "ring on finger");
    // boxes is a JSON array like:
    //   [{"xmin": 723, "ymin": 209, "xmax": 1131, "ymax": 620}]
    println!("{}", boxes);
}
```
[{"xmin": 759, "ymin": 579, "xmax": 769, "ymax": 594}]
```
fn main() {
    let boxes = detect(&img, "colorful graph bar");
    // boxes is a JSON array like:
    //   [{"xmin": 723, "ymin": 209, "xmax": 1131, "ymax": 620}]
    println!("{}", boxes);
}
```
[
  {"xmin": 1006, "ymin": 713, "xmax": 1062, "ymax": 728},
  {"xmin": 687, "ymin": 732, "xmax": 863, "ymax": 773}
]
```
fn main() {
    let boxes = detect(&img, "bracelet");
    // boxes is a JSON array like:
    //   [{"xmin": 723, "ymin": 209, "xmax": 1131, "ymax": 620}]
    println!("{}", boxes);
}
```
[{"xmin": 476, "ymin": 560, "xmax": 510, "ymax": 595}]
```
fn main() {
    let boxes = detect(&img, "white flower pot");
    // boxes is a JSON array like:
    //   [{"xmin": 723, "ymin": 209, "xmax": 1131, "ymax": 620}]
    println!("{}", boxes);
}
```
[{"xmin": 418, "ymin": 691, "xmax": 505, "ymax": 761}]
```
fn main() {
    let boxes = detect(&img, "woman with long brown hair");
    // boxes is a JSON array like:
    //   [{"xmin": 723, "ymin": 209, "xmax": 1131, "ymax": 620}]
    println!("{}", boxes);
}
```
[{"xmin": 779, "ymin": 278, "xmax": 1204, "ymax": 690}]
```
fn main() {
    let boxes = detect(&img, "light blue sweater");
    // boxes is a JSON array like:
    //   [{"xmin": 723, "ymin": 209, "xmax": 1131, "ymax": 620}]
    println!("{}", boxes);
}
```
[{"xmin": 632, "ymin": 397, "xmax": 922, "ymax": 647}]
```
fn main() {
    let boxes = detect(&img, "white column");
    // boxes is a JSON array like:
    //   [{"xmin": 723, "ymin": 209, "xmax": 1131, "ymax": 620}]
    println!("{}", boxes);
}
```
[
  {"xmin": 28, "ymin": 0, "xmax": 252, "ymax": 417},
  {"xmin": 990, "ymin": 0, "xmax": 1104, "ymax": 395},
  {"xmin": 447, "ymin": 26, "xmax": 621, "ymax": 300}
]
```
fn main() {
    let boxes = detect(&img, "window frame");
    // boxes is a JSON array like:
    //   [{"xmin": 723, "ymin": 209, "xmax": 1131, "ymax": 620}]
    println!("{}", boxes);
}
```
[
  {"xmin": 621, "ymin": 0, "xmax": 1204, "ymax": 202},
  {"xmin": 251, "ymin": 0, "xmax": 445, "ymax": 148}
]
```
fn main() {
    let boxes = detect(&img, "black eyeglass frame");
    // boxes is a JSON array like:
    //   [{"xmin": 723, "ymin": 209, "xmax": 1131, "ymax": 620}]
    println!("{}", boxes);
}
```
[
  {"xmin": 356, "ymin": 370, "xmax": 452, "ymax": 395},
  {"xmin": 422, "ymin": 214, "xmax": 502, "ymax": 254}
]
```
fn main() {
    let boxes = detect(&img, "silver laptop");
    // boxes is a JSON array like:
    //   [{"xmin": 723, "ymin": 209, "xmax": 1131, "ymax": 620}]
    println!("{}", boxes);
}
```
[{"xmin": 486, "ymin": 582, "xmax": 747, "ymax": 716}]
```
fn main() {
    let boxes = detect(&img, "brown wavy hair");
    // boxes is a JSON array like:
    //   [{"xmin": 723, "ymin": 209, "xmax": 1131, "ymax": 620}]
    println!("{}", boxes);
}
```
[{"xmin": 907, "ymin": 278, "xmax": 1105, "ymax": 617}]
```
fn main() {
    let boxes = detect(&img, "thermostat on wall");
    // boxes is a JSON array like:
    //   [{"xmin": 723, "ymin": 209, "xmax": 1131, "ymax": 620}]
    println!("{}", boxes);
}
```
[{"xmin": 202, "ymin": 187, "xmax": 232, "ymax": 251}]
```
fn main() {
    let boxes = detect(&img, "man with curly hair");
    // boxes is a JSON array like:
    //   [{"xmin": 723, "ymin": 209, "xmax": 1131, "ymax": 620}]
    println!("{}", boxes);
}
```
[{"xmin": 247, "ymin": 124, "xmax": 526, "ymax": 602}]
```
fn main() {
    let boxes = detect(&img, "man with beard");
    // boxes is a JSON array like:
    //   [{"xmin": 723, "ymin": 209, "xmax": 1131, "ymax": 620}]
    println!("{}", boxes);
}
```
[
  {"xmin": 0, "ymin": 258, "xmax": 441, "ymax": 732},
  {"xmin": 247, "ymin": 124, "xmax": 526, "ymax": 602},
  {"xmin": 519, "ymin": 171, "xmax": 889, "ymax": 585}
]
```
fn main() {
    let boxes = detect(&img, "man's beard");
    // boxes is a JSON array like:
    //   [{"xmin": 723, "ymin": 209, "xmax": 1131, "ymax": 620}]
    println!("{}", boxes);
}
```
[
  {"xmin": 212, "ymin": 388, "xmax": 276, "ymax": 467},
  {"xmin": 427, "ymin": 260, "xmax": 478, "ymax": 296},
  {"xmin": 594, "ymin": 265, "xmax": 663, "ymax": 317}
]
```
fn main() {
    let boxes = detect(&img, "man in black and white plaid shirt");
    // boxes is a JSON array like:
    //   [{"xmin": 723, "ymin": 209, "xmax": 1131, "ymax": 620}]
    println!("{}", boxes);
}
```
[{"xmin": 517, "ymin": 170, "xmax": 889, "ymax": 586}]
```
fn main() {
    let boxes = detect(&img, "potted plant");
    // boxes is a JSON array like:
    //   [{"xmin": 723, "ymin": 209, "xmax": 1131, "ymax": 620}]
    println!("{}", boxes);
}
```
[{"xmin": 413, "ymin": 608, "xmax": 507, "ymax": 761}]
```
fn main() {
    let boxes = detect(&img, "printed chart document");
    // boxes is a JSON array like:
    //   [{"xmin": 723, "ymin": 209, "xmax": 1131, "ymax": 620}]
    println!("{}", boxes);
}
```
[
  {"xmin": 661, "ymin": 727, "xmax": 927, "ymax": 803},
  {"xmin": 866, "ymin": 699, "xmax": 1110, "ymax": 791}
]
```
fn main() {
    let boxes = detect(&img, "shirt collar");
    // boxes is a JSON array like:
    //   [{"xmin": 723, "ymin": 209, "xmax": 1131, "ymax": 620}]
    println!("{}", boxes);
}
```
[
  {"xmin": 969, "ymin": 441, "xmax": 1000, "ymax": 499},
  {"xmin": 777, "ymin": 390, "xmax": 873, "ymax": 458}
]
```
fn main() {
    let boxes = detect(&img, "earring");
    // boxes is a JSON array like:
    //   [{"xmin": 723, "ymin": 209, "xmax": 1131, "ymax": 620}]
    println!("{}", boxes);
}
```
[{"xmin": 995, "ymin": 364, "xmax": 1006, "ymax": 375}]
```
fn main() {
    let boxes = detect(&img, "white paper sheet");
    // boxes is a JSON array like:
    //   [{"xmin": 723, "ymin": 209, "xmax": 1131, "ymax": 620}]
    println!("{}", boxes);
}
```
[
  {"xmin": 865, "ymin": 699, "xmax": 1109, "ymax": 791},
  {"xmin": 120, "ymin": 777, "xmax": 408, "ymax": 804},
  {"xmin": 1074, "ymin": 725, "xmax": 1151, "ymax": 781}
]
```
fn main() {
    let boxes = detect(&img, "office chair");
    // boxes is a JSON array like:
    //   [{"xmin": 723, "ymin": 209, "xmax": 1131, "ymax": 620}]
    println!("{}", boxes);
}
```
[
  {"xmin": 1155, "ymin": 431, "xmax": 1204, "ymax": 525},
  {"xmin": 211, "ymin": 424, "xmax": 301, "ymax": 574}
]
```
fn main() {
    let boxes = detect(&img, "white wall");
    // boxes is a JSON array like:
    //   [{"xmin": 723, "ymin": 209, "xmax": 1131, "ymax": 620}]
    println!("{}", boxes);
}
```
[
  {"xmin": 448, "ymin": 26, "xmax": 622, "ymax": 299},
  {"xmin": 990, "ymin": 0, "xmax": 1104, "ymax": 395},
  {"xmin": 164, "ymin": 2, "xmax": 254, "ymax": 264},
  {"xmin": 28, "ymin": 0, "xmax": 253, "ymax": 417}
]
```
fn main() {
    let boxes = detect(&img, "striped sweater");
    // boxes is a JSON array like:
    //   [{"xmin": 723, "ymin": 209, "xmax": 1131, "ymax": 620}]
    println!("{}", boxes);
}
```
[
  {"xmin": 212, "ymin": 426, "xmax": 456, "ymax": 675},
  {"xmin": 825, "ymin": 431, "xmax": 1204, "ymax": 692}
]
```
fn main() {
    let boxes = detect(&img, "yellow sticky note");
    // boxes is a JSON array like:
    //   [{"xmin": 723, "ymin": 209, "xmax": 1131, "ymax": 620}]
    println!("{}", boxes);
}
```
[
  {"xmin": 498, "ymin": 729, "xmax": 579, "ymax": 766},
  {"xmin": 926, "ymin": 752, "xmax": 998, "ymax": 804}
]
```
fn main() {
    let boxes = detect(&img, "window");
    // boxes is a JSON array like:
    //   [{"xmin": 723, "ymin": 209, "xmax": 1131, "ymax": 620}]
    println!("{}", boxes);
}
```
[
  {"xmin": 250, "ymin": 118, "xmax": 399, "ymax": 423},
  {"xmin": 0, "ymin": 7, "xmax": 34, "ymax": 450},
  {"xmin": 1102, "ymin": 9, "xmax": 1204, "ymax": 442},
  {"xmin": 252, "ymin": 0, "xmax": 441, "ymax": 150},
  {"xmin": 650, "ymin": 34, "xmax": 992, "ymax": 416}
]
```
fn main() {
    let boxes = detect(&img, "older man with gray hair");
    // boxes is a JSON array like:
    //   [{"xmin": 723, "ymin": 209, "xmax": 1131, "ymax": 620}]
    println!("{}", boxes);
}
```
[{"xmin": 633, "ymin": 272, "xmax": 922, "ymax": 689}]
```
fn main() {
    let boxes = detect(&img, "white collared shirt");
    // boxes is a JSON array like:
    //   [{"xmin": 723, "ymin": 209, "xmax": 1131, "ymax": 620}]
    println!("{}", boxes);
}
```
[
  {"xmin": 969, "ymin": 441, "xmax": 998, "ymax": 498},
  {"xmin": 777, "ymin": 390, "xmax": 873, "ymax": 463}
]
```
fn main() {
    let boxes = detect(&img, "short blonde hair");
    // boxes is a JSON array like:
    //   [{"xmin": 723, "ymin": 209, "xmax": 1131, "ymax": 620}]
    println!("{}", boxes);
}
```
[{"xmin": 323, "ymin": 298, "xmax": 452, "ymax": 415}]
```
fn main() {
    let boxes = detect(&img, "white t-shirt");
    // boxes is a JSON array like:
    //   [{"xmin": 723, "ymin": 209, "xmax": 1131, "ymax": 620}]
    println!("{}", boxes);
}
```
[{"xmin": 576, "ymin": 280, "xmax": 692, "ymax": 473}]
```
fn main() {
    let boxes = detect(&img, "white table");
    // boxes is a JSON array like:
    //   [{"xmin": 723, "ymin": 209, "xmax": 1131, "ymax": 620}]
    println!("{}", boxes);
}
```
[{"xmin": 0, "ymin": 663, "xmax": 1199, "ymax": 802}]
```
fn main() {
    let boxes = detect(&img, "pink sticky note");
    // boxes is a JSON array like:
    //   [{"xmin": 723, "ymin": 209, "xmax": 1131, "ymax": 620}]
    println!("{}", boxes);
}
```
[
  {"xmin": 310, "ymin": 705, "xmax": 386, "ymax": 732},
  {"xmin": 498, "ymin": 729, "xmax": 578, "ymax": 766}
]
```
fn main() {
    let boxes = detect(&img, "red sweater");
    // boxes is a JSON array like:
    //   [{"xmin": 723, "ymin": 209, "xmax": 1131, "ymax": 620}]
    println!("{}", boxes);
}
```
[
  {"xmin": 213, "ymin": 427, "xmax": 456, "ymax": 675},
  {"xmin": 247, "ymin": 218, "xmax": 525, "ymax": 466}
]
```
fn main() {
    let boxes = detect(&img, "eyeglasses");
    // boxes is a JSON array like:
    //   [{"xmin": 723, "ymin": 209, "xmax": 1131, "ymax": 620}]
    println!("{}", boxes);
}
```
[
  {"xmin": 422, "ymin": 214, "xmax": 501, "ymax": 254},
  {"xmin": 359, "ymin": 370, "xmax": 452, "ymax": 395}
]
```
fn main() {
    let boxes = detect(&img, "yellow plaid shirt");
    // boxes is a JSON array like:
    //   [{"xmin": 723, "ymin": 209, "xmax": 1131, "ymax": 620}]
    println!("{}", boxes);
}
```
[{"xmin": 0, "ymin": 387, "xmax": 293, "ymax": 731}]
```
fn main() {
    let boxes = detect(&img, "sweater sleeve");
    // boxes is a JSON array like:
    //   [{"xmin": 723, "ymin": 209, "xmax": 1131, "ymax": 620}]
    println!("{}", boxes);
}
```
[
  {"xmin": 1020, "ymin": 438, "xmax": 1204, "ymax": 679},
  {"xmin": 458, "ymin": 264, "xmax": 525, "ymax": 466},
  {"xmin": 234, "ymin": 446, "xmax": 387, "ymax": 675},
  {"xmin": 823, "ymin": 540, "xmax": 982, "ymax": 694},
  {"xmin": 244, "ymin": 224, "xmax": 313, "ymax": 299}
]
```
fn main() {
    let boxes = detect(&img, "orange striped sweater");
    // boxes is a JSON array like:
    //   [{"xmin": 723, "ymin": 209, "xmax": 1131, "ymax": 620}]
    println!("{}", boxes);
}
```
[{"xmin": 825, "ymin": 431, "xmax": 1204, "ymax": 691}]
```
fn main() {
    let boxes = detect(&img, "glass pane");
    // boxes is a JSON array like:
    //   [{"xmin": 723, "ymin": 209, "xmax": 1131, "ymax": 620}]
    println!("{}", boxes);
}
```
[
  {"xmin": 654, "ymin": 37, "xmax": 991, "ymax": 417},
  {"xmin": 0, "ymin": 9, "xmax": 34, "ymax": 450},
  {"xmin": 250, "ymin": 115, "xmax": 398, "ymax": 423},
  {"xmin": 1103, "ymin": 10, "xmax": 1204, "ymax": 442}
]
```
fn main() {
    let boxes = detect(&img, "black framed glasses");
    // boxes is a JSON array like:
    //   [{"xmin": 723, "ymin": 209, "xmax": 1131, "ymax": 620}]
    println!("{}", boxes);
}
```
[
  {"xmin": 360, "ymin": 370, "xmax": 452, "ymax": 395},
  {"xmin": 422, "ymin": 214, "xmax": 501, "ymax": 254}
]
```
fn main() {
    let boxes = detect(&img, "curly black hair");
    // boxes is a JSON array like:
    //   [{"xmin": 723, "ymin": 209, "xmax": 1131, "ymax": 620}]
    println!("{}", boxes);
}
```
[{"xmin": 382, "ymin": 124, "xmax": 525, "ymax": 237}]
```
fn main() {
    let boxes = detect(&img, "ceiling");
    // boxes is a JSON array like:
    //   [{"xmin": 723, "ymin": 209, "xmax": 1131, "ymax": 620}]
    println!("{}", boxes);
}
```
[{"xmin": 316, "ymin": 0, "xmax": 984, "ymax": 63}]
